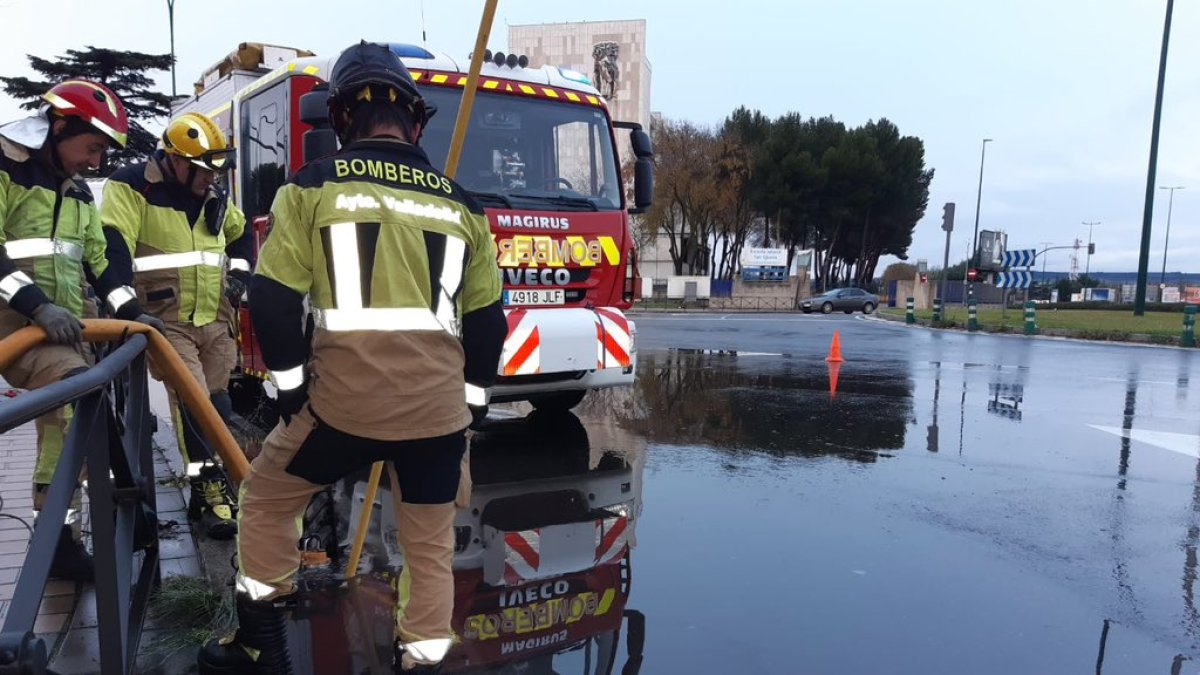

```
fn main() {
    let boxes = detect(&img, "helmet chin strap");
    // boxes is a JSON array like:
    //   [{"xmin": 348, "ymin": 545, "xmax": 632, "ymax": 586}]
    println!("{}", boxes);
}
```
[
  {"xmin": 44, "ymin": 124, "xmax": 71, "ymax": 177},
  {"xmin": 163, "ymin": 154, "xmax": 197, "ymax": 191}
]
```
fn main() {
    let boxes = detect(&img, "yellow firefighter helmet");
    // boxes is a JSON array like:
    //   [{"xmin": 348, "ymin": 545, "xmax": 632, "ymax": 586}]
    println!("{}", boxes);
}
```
[{"xmin": 162, "ymin": 112, "xmax": 235, "ymax": 172}]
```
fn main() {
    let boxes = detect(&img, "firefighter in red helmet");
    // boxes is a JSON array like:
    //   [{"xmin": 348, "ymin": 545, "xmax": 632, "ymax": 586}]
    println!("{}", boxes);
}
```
[{"xmin": 0, "ymin": 79, "xmax": 161, "ymax": 581}]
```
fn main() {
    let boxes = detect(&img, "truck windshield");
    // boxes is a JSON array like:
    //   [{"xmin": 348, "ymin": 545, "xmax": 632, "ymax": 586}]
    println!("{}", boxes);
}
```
[{"xmin": 418, "ymin": 85, "xmax": 623, "ymax": 212}]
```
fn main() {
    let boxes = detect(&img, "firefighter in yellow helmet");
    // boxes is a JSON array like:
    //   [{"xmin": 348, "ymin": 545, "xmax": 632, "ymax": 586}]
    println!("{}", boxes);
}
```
[
  {"xmin": 101, "ymin": 111, "xmax": 249, "ymax": 540},
  {"xmin": 197, "ymin": 41, "xmax": 507, "ymax": 674}
]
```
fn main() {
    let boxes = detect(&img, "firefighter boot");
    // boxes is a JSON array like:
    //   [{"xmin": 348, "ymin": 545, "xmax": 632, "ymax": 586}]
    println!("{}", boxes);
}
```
[
  {"xmin": 394, "ymin": 640, "xmax": 444, "ymax": 674},
  {"xmin": 48, "ymin": 524, "xmax": 95, "ymax": 583},
  {"xmin": 188, "ymin": 464, "xmax": 238, "ymax": 540},
  {"xmin": 210, "ymin": 391, "xmax": 235, "ymax": 425},
  {"xmin": 34, "ymin": 484, "xmax": 94, "ymax": 583},
  {"xmin": 198, "ymin": 593, "xmax": 293, "ymax": 675}
]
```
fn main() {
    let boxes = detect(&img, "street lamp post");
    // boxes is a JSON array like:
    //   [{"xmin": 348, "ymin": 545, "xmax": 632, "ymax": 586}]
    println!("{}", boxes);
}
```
[
  {"xmin": 167, "ymin": 0, "xmax": 177, "ymax": 97},
  {"xmin": 1160, "ymin": 185, "xmax": 1184, "ymax": 287},
  {"xmin": 970, "ymin": 138, "xmax": 993, "ymax": 267},
  {"xmin": 1134, "ymin": 0, "xmax": 1176, "ymax": 316},
  {"xmin": 1083, "ymin": 221, "xmax": 1100, "ymax": 277},
  {"xmin": 969, "ymin": 138, "xmax": 992, "ymax": 303}
]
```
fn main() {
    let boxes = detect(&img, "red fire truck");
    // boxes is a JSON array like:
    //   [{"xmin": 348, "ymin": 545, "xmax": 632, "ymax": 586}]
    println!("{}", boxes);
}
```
[{"xmin": 170, "ymin": 42, "xmax": 652, "ymax": 414}]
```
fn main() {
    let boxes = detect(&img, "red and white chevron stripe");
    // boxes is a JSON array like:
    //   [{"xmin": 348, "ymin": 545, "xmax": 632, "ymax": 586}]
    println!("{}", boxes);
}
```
[
  {"xmin": 594, "ymin": 308, "xmax": 631, "ymax": 369},
  {"xmin": 502, "ymin": 529, "xmax": 541, "ymax": 586},
  {"xmin": 502, "ymin": 308, "xmax": 541, "ymax": 376},
  {"xmin": 593, "ymin": 516, "xmax": 628, "ymax": 567}
]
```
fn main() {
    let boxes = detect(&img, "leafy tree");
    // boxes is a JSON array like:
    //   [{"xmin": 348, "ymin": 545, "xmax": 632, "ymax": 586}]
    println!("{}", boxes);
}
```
[
  {"xmin": 1054, "ymin": 275, "xmax": 1099, "ymax": 301},
  {"xmin": 1030, "ymin": 282, "xmax": 1053, "ymax": 302},
  {"xmin": 646, "ymin": 110, "xmax": 932, "ymax": 289},
  {"xmin": 816, "ymin": 125, "xmax": 885, "ymax": 286},
  {"xmin": 1, "ymin": 46, "xmax": 173, "ymax": 174},
  {"xmin": 644, "ymin": 119, "xmax": 716, "ymax": 276},
  {"xmin": 881, "ymin": 262, "xmax": 918, "ymax": 284},
  {"xmin": 851, "ymin": 119, "xmax": 933, "ymax": 285},
  {"xmin": 1056, "ymin": 278, "xmax": 1078, "ymax": 302},
  {"xmin": 710, "ymin": 109, "xmax": 770, "ymax": 280}
]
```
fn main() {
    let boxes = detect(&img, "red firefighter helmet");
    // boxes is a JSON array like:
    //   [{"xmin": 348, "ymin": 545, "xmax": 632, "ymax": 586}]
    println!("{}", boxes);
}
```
[{"xmin": 41, "ymin": 80, "xmax": 129, "ymax": 148}]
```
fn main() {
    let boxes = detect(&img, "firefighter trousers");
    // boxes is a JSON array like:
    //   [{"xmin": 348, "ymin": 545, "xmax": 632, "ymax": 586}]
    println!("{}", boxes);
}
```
[
  {"xmin": 236, "ymin": 404, "xmax": 466, "ymax": 645},
  {"xmin": 149, "ymin": 320, "xmax": 236, "ymax": 466},
  {"xmin": 0, "ymin": 308, "xmax": 92, "ymax": 537}
]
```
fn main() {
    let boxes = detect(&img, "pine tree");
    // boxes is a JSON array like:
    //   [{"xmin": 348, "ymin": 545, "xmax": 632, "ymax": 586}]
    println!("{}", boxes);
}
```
[{"xmin": 1, "ymin": 46, "xmax": 174, "ymax": 175}]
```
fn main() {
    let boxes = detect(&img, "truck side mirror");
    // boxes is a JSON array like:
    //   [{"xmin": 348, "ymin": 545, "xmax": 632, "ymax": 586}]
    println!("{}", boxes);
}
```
[
  {"xmin": 299, "ymin": 85, "xmax": 330, "ymax": 128},
  {"xmin": 628, "ymin": 128, "xmax": 653, "ymax": 213},
  {"xmin": 612, "ymin": 123, "xmax": 655, "ymax": 214},
  {"xmin": 631, "ymin": 157, "xmax": 653, "ymax": 214},
  {"xmin": 630, "ymin": 128, "xmax": 653, "ymax": 159},
  {"xmin": 299, "ymin": 85, "xmax": 337, "ymax": 163}
]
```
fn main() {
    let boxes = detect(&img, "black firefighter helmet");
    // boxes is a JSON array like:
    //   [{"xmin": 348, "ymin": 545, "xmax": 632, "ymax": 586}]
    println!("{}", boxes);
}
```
[{"xmin": 327, "ymin": 41, "xmax": 435, "ymax": 141}]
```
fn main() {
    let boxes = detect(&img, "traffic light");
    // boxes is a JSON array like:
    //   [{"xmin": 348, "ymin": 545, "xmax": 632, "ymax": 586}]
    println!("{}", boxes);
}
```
[
  {"xmin": 1088, "ymin": 243, "xmax": 1095, "ymax": 255},
  {"xmin": 942, "ymin": 202, "xmax": 956, "ymax": 232},
  {"xmin": 920, "ymin": 273, "xmax": 928, "ymax": 284}
]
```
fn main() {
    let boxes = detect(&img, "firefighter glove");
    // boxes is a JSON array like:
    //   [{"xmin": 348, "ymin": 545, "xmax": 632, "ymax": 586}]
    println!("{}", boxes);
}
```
[
  {"xmin": 225, "ymin": 273, "xmax": 248, "ymax": 305},
  {"xmin": 32, "ymin": 303, "xmax": 84, "ymax": 345},
  {"xmin": 135, "ymin": 313, "xmax": 166, "ymax": 333}
]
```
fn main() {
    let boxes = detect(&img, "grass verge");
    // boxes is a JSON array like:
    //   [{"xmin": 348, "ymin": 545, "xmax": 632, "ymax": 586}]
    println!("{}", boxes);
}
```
[{"xmin": 881, "ymin": 307, "xmax": 1188, "ymax": 341}]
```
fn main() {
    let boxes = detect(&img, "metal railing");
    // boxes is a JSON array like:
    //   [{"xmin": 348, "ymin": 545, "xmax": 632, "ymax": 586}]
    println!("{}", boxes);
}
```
[
  {"xmin": 0, "ymin": 333, "xmax": 158, "ymax": 675},
  {"xmin": 0, "ymin": 320, "xmax": 249, "ymax": 674}
]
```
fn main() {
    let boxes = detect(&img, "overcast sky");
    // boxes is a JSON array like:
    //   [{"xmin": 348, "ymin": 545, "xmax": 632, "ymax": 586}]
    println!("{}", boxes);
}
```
[{"xmin": 2, "ymin": 0, "xmax": 1196, "ymax": 273}]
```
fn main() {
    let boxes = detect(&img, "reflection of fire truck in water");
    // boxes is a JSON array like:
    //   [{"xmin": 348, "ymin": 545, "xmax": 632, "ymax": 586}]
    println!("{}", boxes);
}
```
[
  {"xmin": 171, "ymin": 43, "xmax": 653, "ymax": 414},
  {"xmin": 301, "ymin": 411, "xmax": 645, "ymax": 673}
]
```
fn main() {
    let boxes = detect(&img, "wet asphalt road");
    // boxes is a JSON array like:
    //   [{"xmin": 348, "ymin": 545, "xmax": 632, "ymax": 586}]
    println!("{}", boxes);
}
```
[
  {"xmin": 564, "ymin": 313, "xmax": 1200, "ymax": 675},
  {"xmin": 229, "ymin": 312, "xmax": 1200, "ymax": 675}
]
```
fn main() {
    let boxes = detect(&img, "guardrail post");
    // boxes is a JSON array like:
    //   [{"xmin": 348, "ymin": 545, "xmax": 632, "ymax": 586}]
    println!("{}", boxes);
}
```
[
  {"xmin": 0, "ymin": 631, "xmax": 47, "ymax": 674},
  {"xmin": 1183, "ymin": 305, "xmax": 1197, "ymax": 348},
  {"xmin": 968, "ymin": 300, "xmax": 979, "ymax": 332},
  {"xmin": 932, "ymin": 298, "xmax": 943, "ymax": 323},
  {"xmin": 906, "ymin": 297, "xmax": 915, "ymax": 324},
  {"xmin": 1024, "ymin": 301, "xmax": 1037, "ymax": 335}
]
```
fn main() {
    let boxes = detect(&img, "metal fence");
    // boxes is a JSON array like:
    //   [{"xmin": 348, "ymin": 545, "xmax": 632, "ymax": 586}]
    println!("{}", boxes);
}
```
[{"xmin": 0, "ymin": 334, "xmax": 159, "ymax": 675}]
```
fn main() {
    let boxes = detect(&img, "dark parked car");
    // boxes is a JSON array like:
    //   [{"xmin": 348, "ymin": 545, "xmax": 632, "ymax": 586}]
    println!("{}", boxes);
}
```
[{"xmin": 800, "ymin": 288, "xmax": 879, "ymax": 314}]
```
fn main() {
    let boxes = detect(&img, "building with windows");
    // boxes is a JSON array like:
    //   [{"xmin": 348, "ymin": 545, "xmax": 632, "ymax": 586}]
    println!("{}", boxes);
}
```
[{"xmin": 508, "ymin": 20, "xmax": 652, "ymax": 132}]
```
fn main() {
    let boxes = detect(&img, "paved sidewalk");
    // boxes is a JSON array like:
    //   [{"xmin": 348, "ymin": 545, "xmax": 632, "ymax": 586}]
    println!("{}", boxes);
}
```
[
  {"xmin": 0, "ymin": 382, "xmax": 206, "ymax": 674},
  {"xmin": 0, "ymin": 420, "xmax": 78, "ymax": 643}
]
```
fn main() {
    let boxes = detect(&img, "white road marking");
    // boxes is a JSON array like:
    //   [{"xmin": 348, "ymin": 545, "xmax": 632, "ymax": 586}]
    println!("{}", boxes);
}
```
[{"xmin": 1089, "ymin": 425, "xmax": 1200, "ymax": 459}]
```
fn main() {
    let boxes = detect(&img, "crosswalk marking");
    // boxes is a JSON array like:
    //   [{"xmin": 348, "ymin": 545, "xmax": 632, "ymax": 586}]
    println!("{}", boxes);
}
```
[{"xmin": 1089, "ymin": 425, "xmax": 1200, "ymax": 459}]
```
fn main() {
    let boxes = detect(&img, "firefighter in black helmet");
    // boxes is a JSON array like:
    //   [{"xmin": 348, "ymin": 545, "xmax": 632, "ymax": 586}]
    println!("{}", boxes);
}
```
[{"xmin": 197, "ymin": 41, "xmax": 506, "ymax": 674}]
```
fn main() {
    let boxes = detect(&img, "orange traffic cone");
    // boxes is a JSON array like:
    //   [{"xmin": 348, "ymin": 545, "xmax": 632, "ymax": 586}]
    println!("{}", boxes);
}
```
[
  {"xmin": 825, "ymin": 330, "xmax": 845, "ymax": 363},
  {"xmin": 828, "ymin": 360, "xmax": 841, "ymax": 399}
]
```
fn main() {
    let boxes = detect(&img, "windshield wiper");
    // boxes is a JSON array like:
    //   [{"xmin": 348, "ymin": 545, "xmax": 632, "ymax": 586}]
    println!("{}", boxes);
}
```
[
  {"xmin": 469, "ymin": 191, "xmax": 515, "ymax": 209},
  {"xmin": 507, "ymin": 193, "xmax": 601, "ymax": 211}
]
